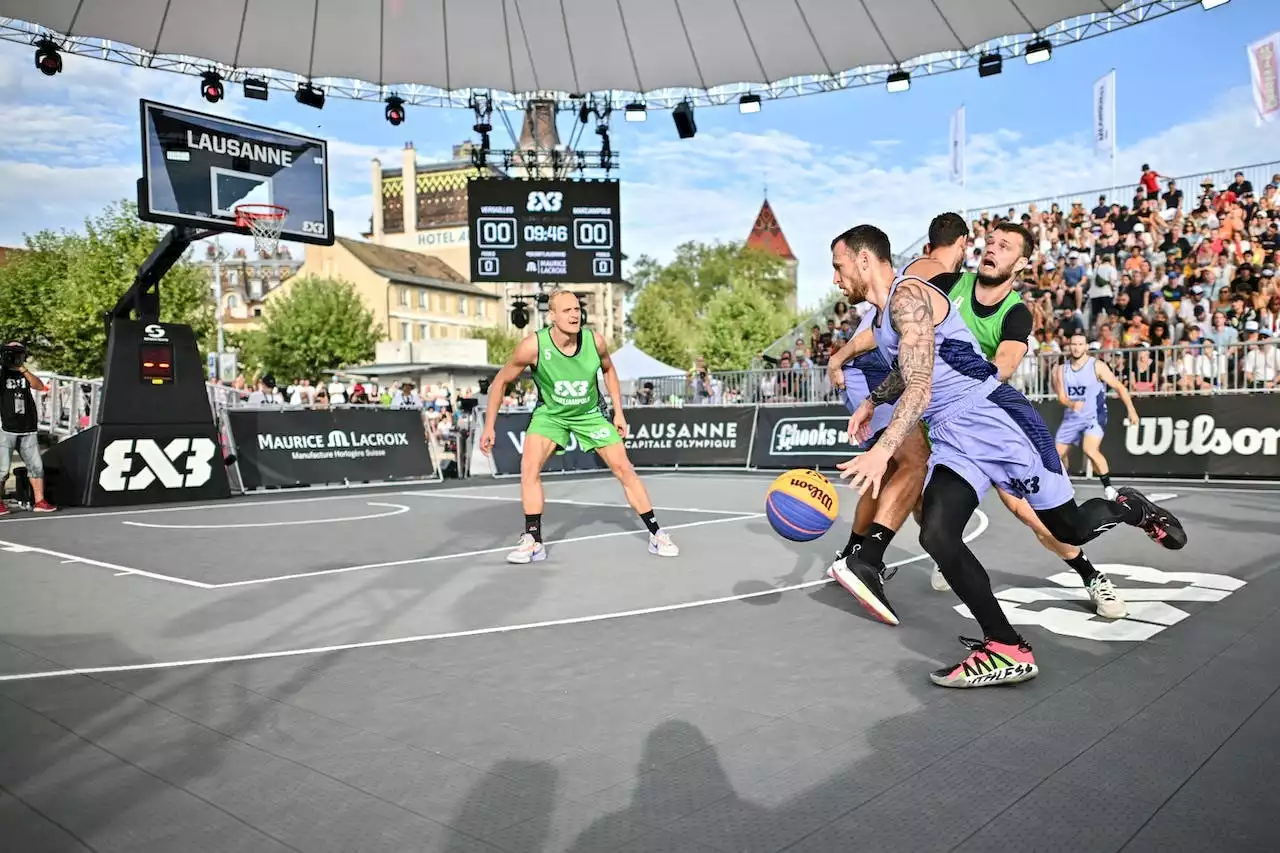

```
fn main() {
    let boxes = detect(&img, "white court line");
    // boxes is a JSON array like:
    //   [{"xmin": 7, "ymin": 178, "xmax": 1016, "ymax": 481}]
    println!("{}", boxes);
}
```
[
  {"xmin": 121, "ymin": 502, "xmax": 412, "ymax": 530},
  {"xmin": 207, "ymin": 513, "xmax": 766, "ymax": 589},
  {"xmin": 0, "ymin": 538, "xmax": 214, "ymax": 589},
  {"xmin": 400, "ymin": 491, "xmax": 754, "ymax": 516},
  {"xmin": 0, "ymin": 510, "xmax": 989, "ymax": 682}
]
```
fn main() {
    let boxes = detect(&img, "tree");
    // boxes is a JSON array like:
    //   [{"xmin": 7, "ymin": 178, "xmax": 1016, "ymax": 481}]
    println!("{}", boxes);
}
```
[
  {"xmin": 468, "ymin": 325, "xmax": 524, "ymax": 366},
  {"xmin": 625, "ymin": 240, "xmax": 797, "ymax": 371},
  {"xmin": 0, "ymin": 202, "xmax": 213, "ymax": 377},
  {"xmin": 237, "ymin": 276, "xmax": 379, "ymax": 380}
]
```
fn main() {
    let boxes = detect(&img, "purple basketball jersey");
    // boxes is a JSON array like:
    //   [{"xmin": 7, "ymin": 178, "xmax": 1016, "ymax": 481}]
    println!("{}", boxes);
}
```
[
  {"xmin": 1055, "ymin": 357, "xmax": 1108, "ymax": 446},
  {"xmin": 842, "ymin": 310, "xmax": 895, "ymax": 439}
]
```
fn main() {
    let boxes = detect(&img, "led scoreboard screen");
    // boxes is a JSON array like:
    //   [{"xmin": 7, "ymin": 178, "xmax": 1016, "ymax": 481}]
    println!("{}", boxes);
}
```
[{"xmin": 468, "ymin": 178, "xmax": 622, "ymax": 283}]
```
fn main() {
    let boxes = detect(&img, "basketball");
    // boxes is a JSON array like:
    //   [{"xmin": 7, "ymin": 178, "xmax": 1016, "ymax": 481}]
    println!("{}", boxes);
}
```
[{"xmin": 765, "ymin": 469, "xmax": 840, "ymax": 542}]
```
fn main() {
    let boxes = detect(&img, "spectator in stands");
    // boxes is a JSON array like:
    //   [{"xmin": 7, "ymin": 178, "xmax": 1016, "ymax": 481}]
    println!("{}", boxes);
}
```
[{"xmin": 246, "ymin": 375, "xmax": 282, "ymax": 406}]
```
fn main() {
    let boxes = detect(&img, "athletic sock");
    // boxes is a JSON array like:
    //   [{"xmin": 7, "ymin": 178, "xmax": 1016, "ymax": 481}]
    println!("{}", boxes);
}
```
[
  {"xmin": 524, "ymin": 513, "xmax": 543, "ymax": 543},
  {"xmin": 1099, "ymin": 473, "xmax": 1113, "ymax": 488},
  {"xmin": 853, "ymin": 523, "xmax": 895, "ymax": 567},
  {"xmin": 841, "ymin": 529, "xmax": 865, "ymax": 559},
  {"xmin": 639, "ymin": 510, "xmax": 660, "ymax": 535},
  {"xmin": 1065, "ymin": 550, "xmax": 1100, "ymax": 585}
]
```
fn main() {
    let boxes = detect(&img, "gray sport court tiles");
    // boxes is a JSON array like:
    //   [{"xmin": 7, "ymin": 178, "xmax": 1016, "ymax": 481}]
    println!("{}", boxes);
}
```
[{"xmin": 0, "ymin": 471, "xmax": 1277, "ymax": 853}]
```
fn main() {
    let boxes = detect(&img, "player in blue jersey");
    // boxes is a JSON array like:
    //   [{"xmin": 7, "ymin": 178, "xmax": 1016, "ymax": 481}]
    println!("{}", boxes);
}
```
[
  {"xmin": 1054, "ymin": 333, "xmax": 1138, "ymax": 502},
  {"xmin": 829, "ymin": 224, "xmax": 1185, "ymax": 688}
]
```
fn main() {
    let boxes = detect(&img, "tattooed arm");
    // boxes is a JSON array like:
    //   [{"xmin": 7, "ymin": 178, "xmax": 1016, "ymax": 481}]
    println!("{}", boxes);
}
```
[{"xmin": 866, "ymin": 280, "xmax": 936, "ymax": 455}]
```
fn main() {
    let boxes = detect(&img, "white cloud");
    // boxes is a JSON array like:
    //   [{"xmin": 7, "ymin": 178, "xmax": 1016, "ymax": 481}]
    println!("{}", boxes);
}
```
[{"xmin": 621, "ymin": 85, "xmax": 1280, "ymax": 310}]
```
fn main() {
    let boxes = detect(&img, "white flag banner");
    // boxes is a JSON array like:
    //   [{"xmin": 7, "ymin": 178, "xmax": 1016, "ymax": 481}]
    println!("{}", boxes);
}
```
[
  {"xmin": 1093, "ymin": 70, "xmax": 1116, "ymax": 156},
  {"xmin": 1248, "ymin": 32, "xmax": 1280, "ymax": 125},
  {"xmin": 949, "ymin": 105, "xmax": 965, "ymax": 185}
]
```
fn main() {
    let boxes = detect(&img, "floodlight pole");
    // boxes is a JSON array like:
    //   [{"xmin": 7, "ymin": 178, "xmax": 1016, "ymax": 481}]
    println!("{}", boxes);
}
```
[{"xmin": 209, "ymin": 240, "xmax": 227, "ymax": 356}]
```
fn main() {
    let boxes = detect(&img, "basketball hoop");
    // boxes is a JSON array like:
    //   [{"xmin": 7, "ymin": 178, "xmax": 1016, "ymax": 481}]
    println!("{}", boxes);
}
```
[{"xmin": 235, "ymin": 204, "xmax": 288, "ymax": 255}]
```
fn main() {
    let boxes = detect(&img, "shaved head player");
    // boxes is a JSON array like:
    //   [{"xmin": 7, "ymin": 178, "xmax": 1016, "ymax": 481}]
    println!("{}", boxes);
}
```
[{"xmin": 479, "ymin": 289, "xmax": 678, "ymax": 563}]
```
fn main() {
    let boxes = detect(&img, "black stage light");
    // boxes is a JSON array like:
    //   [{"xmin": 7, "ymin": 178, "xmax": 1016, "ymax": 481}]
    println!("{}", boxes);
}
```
[
  {"xmin": 35, "ymin": 40, "xmax": 62, "ymax": 76},
  {"xmin": 295, "ymin": 82, "xmax": 325, "ymax": 109},
  {"xmin": 673, "ymin": 101, "xmax": 696, "ymax": 139},
  {"xmin": 201, "ymin": 72, "xmax": 224, "ymax": 103},
  {"xmin": 243, "ymin": 77, "xmax": 269, "ymax": 100},
  {"xmin": 978, "ymin": 53, "xmax": 1003, "ymax": 78},
  {"xmin": 385, "ymin": 95, "xmax": 406, "ymax": 126},
  {"xmin": 511, "ymin": 301, "xmax": 530, "ymax": 329}
]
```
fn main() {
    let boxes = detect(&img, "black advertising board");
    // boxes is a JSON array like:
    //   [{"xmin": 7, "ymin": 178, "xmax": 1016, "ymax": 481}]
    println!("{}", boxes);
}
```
[
  {"xmin": 467, "ymin": 178, "xmax": 622, "ymax": 283},
  {"xmin": 750, "ymin": 404, "xmax": 862, "ymax": 470},
  {"xmin": 489, "ymin": 411, "xmax": 607, "ymax": 476},
  {"xmin": 228, "ymin": 408, "xmax": 434, "ymax": 489},
  {"xmin": 1034, "ymin": 394, "xmax": 1280, "ymax": 479},
  {"xmin": 622, "ymin": 406, "xmax": 754, "ymax": 467}
]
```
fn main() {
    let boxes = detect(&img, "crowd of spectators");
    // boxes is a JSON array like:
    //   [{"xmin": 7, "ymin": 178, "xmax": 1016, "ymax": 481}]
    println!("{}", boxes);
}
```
[{"xmin": 752, "ymin": 165, "xmax": 1280, "ymax": 399}]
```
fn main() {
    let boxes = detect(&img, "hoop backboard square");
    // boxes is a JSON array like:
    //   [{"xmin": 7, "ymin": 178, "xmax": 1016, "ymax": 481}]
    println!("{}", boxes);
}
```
[{"xmin": 138, "ymin": 99, "xmax": 333, "ymax": 246}]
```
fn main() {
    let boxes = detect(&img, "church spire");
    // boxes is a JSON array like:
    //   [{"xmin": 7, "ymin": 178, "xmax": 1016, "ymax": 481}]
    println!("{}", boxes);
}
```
[{"xmin": 746, "ymin": 197, "xmax": 795, "ymax": 260}]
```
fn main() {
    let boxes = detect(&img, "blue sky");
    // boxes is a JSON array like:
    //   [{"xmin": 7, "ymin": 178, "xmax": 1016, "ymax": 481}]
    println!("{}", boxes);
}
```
[{"xmin": 0, "ymin": 0, "xmax": 1277, "ymax": 310}]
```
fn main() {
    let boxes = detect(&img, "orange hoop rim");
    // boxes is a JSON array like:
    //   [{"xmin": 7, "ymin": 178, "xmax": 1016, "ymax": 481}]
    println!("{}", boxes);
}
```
[{"xmin": 234, "ymin": 203, "xmax": 289, "ymax": 227}]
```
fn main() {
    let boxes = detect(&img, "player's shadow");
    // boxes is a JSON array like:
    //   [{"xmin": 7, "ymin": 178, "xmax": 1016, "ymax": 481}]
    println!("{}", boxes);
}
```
[
  {"xmin": 441, "ymin": 759, "xmax": 558, "ymax": 853},
  {"xmin": 731, "ymin": 520, "xmax": 828, "ymax": 606}
]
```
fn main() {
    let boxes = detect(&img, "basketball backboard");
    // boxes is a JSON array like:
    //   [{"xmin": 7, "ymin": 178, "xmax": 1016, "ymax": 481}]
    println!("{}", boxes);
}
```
[{"xmin": 138, "ymin": 100, "xmax": 333, "ymax": 246}]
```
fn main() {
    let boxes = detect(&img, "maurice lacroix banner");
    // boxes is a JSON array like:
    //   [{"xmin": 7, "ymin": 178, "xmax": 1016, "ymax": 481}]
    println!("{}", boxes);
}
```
[{"xmin": 228, "ymin": 408, "xmax": 434, "ymax": 489}]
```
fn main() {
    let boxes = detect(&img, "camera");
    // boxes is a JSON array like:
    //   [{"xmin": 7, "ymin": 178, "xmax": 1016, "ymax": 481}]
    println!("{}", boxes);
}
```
[{"xmin": 0, "ymin": 343, "xmax": 27, "ymax": 369}]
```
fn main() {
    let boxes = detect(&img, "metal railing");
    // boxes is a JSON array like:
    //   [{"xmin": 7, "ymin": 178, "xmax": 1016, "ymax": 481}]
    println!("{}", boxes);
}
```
[
  {"xmin": 31, "ymin": 374, "xmax": 103, "ymax": 440},
  {"xmin": 616, "ymin": 340, "xmax": 1280, "ymax": 409},
  {"xmin": 761, "ymin": 158, "xmax": 1280, "ymax": 362}
]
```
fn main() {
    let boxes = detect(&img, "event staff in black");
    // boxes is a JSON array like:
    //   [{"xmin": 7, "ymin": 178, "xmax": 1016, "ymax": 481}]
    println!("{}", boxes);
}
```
[{"xmin": 0, "ymin": 342, "xmax": 56, "ymax": 513}]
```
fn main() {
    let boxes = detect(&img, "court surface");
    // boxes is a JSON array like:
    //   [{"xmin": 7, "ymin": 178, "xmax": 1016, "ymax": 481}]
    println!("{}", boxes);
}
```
[{"xmin": 1, "ymin": 471, "xmax": 1276, "ymax": 853}]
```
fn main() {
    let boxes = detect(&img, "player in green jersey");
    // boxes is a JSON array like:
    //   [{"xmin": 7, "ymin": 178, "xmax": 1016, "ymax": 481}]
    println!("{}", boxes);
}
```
[{"xmin": 480, "ymin": 289, "xmax": 678, "ymax": 564}]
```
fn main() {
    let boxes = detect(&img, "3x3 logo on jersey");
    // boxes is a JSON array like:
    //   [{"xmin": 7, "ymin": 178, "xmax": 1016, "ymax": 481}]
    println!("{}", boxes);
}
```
[
  {"xmin": 98, "ymin": 437, "xmax": 217, "ymax": 492},
  {"xmin": 527, "ymin": 191, "xmax": 564, "ymax": 212},
  {"xmin": 552, "ymin": 380, "xmax": 590, "ymax": 403},
  {"xmin": 1067, "ymin": 385, "xmax": 1088, "ymax": 397}
]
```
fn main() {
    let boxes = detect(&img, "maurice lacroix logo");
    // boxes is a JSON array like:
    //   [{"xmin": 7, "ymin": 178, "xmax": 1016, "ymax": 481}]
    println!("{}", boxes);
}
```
[
  {"xmin": 257, "ymin": 429, "xmax": 410, "ymax": 459},
  {"xmin": 1125, "ymin": 414, "xmax": 1278, "ymax": 457},
  {"xmin": 769, "ymin": 417, "xmax": 853, "ymax": 456}
]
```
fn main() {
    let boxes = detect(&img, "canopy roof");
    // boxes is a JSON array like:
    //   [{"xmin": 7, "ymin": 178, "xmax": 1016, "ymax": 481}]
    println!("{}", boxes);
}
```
[
  {"xmin": 608, "ymin": 344, "xmax": 684, "ymax": 382},
  {"xmin": 0, "ymin": 0, "xmax": 1207, "ymax": 109}
]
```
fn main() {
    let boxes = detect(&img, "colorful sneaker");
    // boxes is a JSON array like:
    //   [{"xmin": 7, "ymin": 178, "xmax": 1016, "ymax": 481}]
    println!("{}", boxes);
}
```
[
  {"xmin": 505, "ymin": 533, "xmax": 546, "ymax": 564},
  {"xmin": 1115, "ymin": 487, "xmax": 1186, "ymax": 550},
  {"xmin": 1087, "ymin": 574, "xmax": 1127, "ymax": 619},
  {"xmin": 829, "ymin": 552, "xmax": 899, "ymax": 626},
  {"xmin": 930, "ymin": 565, "xmax": 951, "ymax": 592},
  {"xmin": 930, "ymin": 636, "xmax": 1038, "ymax": 688},
  {"xmin": 0, "ymin": 503, "xmax": 9, "ymax": 516},
  {"xmin": 32, "ymin": 500, "xmax": 57, "ymax": 513},
  {"xmin": 649, "ymin": 529, "xmax": 679, "ymax": 557}
]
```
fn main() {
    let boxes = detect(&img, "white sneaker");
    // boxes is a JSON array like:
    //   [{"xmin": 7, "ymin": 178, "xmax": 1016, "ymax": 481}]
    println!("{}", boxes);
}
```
[
  {"xmin": 930, "ymin": 566, "xmax": 951, "ymax": 592},
  {"xmin": 649, "ymin": 529, "xmax": 679, "ymax": 557},
  {"xmin": 506, "ymin": 533, "xmax": 546, "ymax": 564},
  {"xmin": 1103, "ymin": 485, "xmax": 1119, "ymax": 501},
  {"xmin": 1087, "ymin": 574, "xmax": 1127, "ymax": 619}
]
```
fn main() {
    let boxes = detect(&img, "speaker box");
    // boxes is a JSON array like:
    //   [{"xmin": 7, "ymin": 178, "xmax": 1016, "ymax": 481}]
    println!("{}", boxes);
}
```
[{"xmin": 673, "ymin": 102, "xmax": 696, "ymax": 139}]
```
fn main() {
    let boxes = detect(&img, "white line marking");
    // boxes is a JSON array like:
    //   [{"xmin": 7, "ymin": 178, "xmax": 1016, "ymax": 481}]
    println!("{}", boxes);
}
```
[
  {"xmin": 207, "ymin": 513, "xmax": 766, "ymax": 589},
  {"xmin": 1146, "ymin": 493, "xmax": 1177, "ymax": 502},
  {"xmin": 120, "ymin": 502, "xmax": 412, "ymax": 530},
  {"xmin": 0, "ymin": 538, "xmax": 213, "ymax": 589},
  {"xmin": 400, "ymin": 491, "xmax": 753, "ymax": 516},
  {"xmin": 0, "ymin": 511, "xmax": 988, "ymax": 682}
]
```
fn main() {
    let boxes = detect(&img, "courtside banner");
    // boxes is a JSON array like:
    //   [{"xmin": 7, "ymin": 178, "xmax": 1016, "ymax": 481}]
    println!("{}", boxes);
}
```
[
  {"xmin": 622, "ymin": 406, "xmax": 754, "ymax": 466},
  {"xmin": 489, "ymin": 411, "xmax": 606, "ymax": 476},
  {"xmin": 750, "ymin": 404, "xmax": 861, "ymax": 470},
  {"xmin": 1035, "ymin": 394, "xmax": 1280, "ymax": 479},
  {"xmin": 228, "ymin": 408, "xmax": 434, "ymax": 489}
]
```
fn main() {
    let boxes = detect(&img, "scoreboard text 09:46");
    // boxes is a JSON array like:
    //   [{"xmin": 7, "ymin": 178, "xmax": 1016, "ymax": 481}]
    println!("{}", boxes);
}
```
[{"xmin": 467, "ymin": 178, "xmax": 622, "ymax": 284}]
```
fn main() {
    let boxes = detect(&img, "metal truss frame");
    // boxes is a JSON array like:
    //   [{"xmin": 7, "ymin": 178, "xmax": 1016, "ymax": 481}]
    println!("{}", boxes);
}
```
[{"xmin": 0, "ymin": 0, "xmax": 1210, "ymax": 113}]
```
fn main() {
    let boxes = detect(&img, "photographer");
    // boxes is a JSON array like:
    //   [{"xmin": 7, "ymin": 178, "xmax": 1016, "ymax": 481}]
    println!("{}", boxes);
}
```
[{"xmin": 1, "ymin": 342, "xmax": 56, "ymax": 513}]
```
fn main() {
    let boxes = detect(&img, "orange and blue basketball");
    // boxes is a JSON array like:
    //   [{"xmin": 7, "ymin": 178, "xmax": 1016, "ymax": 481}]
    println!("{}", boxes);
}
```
[{"xmin": 765, "ymin": 469, "xmax": 840, "ymax": 542}]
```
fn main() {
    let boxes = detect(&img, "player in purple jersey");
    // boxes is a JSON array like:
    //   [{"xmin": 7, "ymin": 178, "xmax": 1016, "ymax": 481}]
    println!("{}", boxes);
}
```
[
  {"xmin": 1054, "ymin": 333, "xmax": 1139, "ymax": 502},
  {"xmin": 830, "ymin": 224, "xmax": 1186, "ymax": 688}
]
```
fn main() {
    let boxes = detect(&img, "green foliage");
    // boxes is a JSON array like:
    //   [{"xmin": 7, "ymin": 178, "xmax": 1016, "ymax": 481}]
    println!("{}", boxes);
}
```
[
  {"xmin": 0, "ymin": 201, "xmax": 213, "ymax": 377},
  {"xmin": 467, "ymin": 325, "xmax": 525, "ymax": 366},
  {"xmin": 237, "ymin": 276, "xmax": 379, "ymax": 380},
  {"xmin": 625, "ymin": 240, "xmax": 797, "ymax": 371}
]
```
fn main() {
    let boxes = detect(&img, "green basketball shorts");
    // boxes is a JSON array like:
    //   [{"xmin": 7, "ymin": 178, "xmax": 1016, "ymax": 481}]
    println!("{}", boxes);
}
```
[{"xmin": 527, "ymin": 409, "xmax": 622, "ymax": 454}]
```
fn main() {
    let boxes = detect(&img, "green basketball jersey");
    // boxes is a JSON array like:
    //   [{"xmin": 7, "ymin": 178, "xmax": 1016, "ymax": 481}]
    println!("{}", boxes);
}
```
[
  {"xmin": 949, "ymin": 272, "xmax": 1023, "ymax": 360},
  {"xmin": 531, "ymin": 327, "xmax": 602, "ymax": 417}
]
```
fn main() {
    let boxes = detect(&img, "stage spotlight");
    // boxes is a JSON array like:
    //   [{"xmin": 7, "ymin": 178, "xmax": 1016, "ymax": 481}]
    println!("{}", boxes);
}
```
[
  {"xmin": 625, "ymin": 102, "xmax": 646, "ymax": 122},
  {"xmin": 295, "ymin": 82, "xmax": 325, "ymax": 109},
  {"xmin": 673, "ymin": 101, "xmax": 696, "ymax": 139},
  {"xmin": 1201, "ymin": 0, "xmax": 1230, "ymax": 8},
  {"xmin": 510, "ymin": 301, "xmax": 530, "ymax": 329},
  {"xmin": 978, "ymin": 53, "xmax": 1002, "ymax": 77},
  {"xmin": 201, "ymin": 72, "xmax": 224, "ymax": 103},
  {"xmin": 1026, "ymin": 38, "xmax": 1052, "ymax": 65},
  {"xmin": 243, "ymin": 77, "xmax": 269, "ymax": 100},
  {"xmin": 739, "ymin": 94, "xmax": 761, "ymax": 114},
  {"xmin": 35, "ymin": 40, "xmax": 62, "ymax": 76},
  {"xmin": 886, "ymin": 70, "xmax": 910, "ymax": 93},
  {"xmin": 385, "ymin": 95, "xmax": 406, "ymax": 126}
]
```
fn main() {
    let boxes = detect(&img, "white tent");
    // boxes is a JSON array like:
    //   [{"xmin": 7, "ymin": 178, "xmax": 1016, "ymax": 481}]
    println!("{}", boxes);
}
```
[{"xmin": 607, "ymin": 343, "xmax": 683, "ymax": 383}]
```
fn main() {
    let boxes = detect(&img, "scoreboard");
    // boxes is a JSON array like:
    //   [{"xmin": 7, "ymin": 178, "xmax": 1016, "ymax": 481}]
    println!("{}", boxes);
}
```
[{"xmin": 467, "ymin": 178, "xmax": 622, "ymax": 283}]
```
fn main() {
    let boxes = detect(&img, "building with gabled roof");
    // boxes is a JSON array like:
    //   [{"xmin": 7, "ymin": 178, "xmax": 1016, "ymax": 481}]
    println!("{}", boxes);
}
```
[{"xmin": 746, "ymin": 197, "xmax": 798, "ymax": 311}]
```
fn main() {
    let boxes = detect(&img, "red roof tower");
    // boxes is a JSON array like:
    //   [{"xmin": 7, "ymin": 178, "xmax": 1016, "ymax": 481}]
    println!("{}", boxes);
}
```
[{"xmin": 746, "ymin": 198, "xmax": 796, "ymax": 260}]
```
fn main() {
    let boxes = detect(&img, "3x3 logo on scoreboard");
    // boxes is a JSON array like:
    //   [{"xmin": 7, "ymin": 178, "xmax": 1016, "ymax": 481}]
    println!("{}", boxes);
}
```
[{"xmin": 468, "ymin": 178, "xmax": 622, "ymax": 283}]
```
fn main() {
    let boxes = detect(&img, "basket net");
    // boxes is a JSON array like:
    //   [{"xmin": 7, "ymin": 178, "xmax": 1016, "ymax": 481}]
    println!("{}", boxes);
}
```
[{"xmin": 235, "ymin": 204, "xmax": 288, "ymax": 255}]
